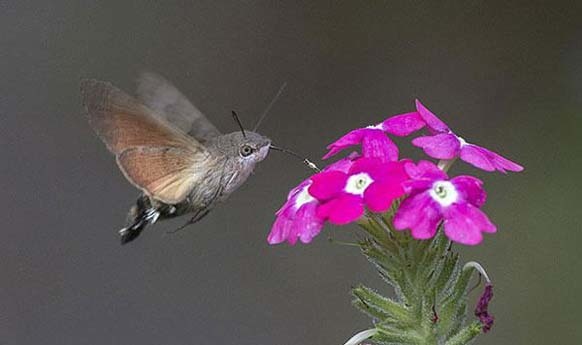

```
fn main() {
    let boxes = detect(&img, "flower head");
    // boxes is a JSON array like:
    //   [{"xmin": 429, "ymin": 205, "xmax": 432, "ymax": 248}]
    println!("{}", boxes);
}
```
[
  {"xmin": 309, "ymin": 158, "xmax": 409, "ymax": 225},
  {"xmin": 393, "ymin": 161, "xmax": 496, "ymax": 245},
  {"xmin": 267, "ymin": 156, "xmax": 356, "ymax": 245},
  {"xmin": 412, "ymin": 100, "xmax": 523, "ymax": 173},
  {"xmin": 323, "ymin": 112, "xmax": 425, "ymax": 162}
]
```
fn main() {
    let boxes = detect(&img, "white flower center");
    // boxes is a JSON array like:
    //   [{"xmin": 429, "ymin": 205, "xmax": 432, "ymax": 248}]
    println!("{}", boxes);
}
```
[
  {"xmin": 294, "ymin": 185, "xmax": 315, "ymax": 209},
  {"xmin": 429, "ymin": 181, "xmax": 458, "ymax": 207},
  {"xmin": 458, "ymin": 136, "xmax": 468, "ymax": 147},
  {"xmin": 345, "ymin": 173, "xmax": 374, "ymax": 196}
]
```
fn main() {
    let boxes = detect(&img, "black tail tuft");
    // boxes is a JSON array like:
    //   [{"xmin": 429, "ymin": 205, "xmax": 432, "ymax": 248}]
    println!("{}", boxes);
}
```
[
  {"xmin": 119, "ymin": 195, "xmax": 158, "ymax": 245},
  {"xmin": 119, "ymin": 221, "xmax": 147, "ymax": 245}
]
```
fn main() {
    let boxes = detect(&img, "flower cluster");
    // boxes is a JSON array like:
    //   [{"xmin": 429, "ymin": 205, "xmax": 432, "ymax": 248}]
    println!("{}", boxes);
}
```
[{"xmin": 268, "ymin": 100, "xmax": 522, "ymax": 246}]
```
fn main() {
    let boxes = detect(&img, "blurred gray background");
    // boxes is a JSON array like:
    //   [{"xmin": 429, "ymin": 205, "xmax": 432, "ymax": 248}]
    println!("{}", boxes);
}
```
[{"xmin": 1, "ymin": 1, "xmax": 581, "ymax": 344}]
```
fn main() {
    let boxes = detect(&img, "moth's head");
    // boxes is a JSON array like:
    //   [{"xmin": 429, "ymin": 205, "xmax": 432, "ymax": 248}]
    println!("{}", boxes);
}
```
[
  {"xmin": 218, "ymin": 110, "xmax": 271, "ymax": 164},
  {"xmin": 218, "ymin": 131, "xmax": 271, "ymax": 163}
]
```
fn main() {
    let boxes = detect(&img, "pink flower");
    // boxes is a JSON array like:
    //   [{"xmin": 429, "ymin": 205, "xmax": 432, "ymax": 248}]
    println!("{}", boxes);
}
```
[
  {"xmin": 323, "ymin": 112, "xmax": 425, "ymax": 162},
  {"xmin": 267, "ymin": 156, "xmax": 355, "ymax": 245},
  {"xmin": 267, "ymin": 179, "xmax": 322, "ymax": 245},
  {"xmin": 309, "ymin": 158, "xmax": 409, "ymax": 225},
  {"xmin": 393, "ymin": 161, "xmax": 496, "ymax": 245},
  {"xmin": 412, "ymin": 100, "xmax": 523, "ymax": 173}
]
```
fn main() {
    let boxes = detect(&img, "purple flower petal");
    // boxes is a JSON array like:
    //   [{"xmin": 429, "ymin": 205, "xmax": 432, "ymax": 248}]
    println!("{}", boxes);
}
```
[
  {"xmin": 268, "ymin": 180, "xmax": 323, "ymax": 245},
  {"xmin": 442, "ymin": 203, "xmax": 496, "ymax": 245},
  {"xmin": 412, "ymin": 133, "xmax": 461, "ymax": 160},
  {"xmin": 323, "ymin": 128, "xmax": 398, "ymax": 162},
  {"xmin": 269, "ymin": 206, "xmax": 303, "ymax": 245},
  {"xmin": 364, "ymin": 181, "xmax": 404, "ymax": 212},
  {"xmin": 377, "ymin": 161, "xmax": 409, "ymax": 183},
  {"xmin": 317, "ymin": 195, "xmax": 364, "ymax": 224},
  {"xmin": 361, "ymin": 129, "xmax": 399, "ymax": 162},
  {"xmin": 402, "ymin": 179, "xmax": 434, "ymax": 194},
  {"xmin": 267, "ymin": 203, "xmax": 324, "ymax": 245},
  {"xmin": 381, "ymin": 111, "xmax": 426, "ymax": 136},
  {"xmin": 461, "ymin": 144, "xmax": 524, "ymax": 173},
  {"xmin": 268, "ymin": 214, "xmax": 295, "ymax": 245},
  {"xmin": 415, "ymin": 99, "xmax": 449, "ymax": 133},
  {"xmin": 350, "ymin": 158, "xmax": 406, "ymax": 181},
  {"xmin": 309, "ymin": 171, "xmax": 348, "ymax": 200},
  {"xmin": 322, "ymin": 128, "xmax": 370, "ymax": 160},
  {"xmin": 295, "ymin": 202, "xmax": 324, "ymax": 243},
  {"xmin": 393, "ymin": 192, "xmax": 441, "ymax": 239},
  {"xmin": 349, "ymin": 157, "xmax": 382, "ymax": 175},
  {"xmin": 324, "ymin": 154, "xmax": 358, "ymax": 173},
  {"xmin": 451, "ymin": 175, "xmax": 487, "ymax": 207},
  {"xmin": 459, "ymin": 144, "xmax": 496, "ymax": 172},
  {"xmin": 404, "ymin": 160, "xmax": 448, "ymax": 181}
]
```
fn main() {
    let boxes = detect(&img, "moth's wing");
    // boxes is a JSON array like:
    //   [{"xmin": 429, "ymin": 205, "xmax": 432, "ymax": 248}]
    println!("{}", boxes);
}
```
[
  {"xmin": 136, "ymin": 71, "xmax": 221, "ymax": 142},
  {"xmin": 81, "ymin": 78, "xmax": 200, "ymax": 154},
  {"xmin": 81, "ymin": 79, "xmax": 210, "ymax": 204},
  {"xmin": 117, "ymin": 146, "xmax": 212, "ymax": 204}
]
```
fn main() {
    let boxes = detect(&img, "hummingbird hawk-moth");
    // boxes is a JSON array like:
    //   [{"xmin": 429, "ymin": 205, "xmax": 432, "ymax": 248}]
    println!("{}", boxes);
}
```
[{"xmin": 81, "ymin": 72, "xmax": 309, "ymax": 244}]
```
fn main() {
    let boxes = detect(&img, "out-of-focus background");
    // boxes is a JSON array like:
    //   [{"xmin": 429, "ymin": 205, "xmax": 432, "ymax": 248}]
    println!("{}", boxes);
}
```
[{"xmin": 1, "ymin": 1, "xmax": 581, "ymax": 344}]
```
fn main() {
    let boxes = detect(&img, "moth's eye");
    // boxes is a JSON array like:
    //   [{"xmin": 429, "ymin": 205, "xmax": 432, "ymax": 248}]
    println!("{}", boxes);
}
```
[{"xmin": 240, "ymin": 144, "xmax": 254, "ymax": 157}]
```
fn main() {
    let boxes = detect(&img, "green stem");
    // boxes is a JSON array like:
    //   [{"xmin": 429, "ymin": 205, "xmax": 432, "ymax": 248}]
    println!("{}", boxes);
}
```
[{"xmin": 351, "ymin": 218, "xmax": 486, "ymax": 345}]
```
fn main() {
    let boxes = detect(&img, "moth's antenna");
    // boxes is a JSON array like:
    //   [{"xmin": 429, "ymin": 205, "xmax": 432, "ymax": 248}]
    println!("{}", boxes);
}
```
[
  {"xmin": 253, "ymin": 82, "xmax": 287, "ymax": 131},
  {"xmin": 270, "ymin": 145, "xmax": 320, "ymax": 172},
  {"xmin": 231, "ymin": 110, "xmax": 246, "ymax": 138}
]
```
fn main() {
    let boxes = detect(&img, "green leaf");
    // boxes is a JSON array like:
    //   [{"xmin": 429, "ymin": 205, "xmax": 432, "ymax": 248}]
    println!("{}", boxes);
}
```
[
  {"xmin": 352, "ymin": 285, "xmax": 411, "ymax": 322},
  {"xmin": 350, "ymin": 218, "xmax": 486, "ymax": 345}
]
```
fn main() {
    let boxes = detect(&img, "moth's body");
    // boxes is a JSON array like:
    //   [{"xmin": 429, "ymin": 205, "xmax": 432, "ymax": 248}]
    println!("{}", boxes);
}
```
[{"xmin": 81, "ymin": 73, "xmax": 271, "ymax": 244}]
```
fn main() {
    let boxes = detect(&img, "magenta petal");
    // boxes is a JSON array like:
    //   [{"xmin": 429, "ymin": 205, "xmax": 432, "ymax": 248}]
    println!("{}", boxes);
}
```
[
  {"xmin": 412, "ymin": 133, "xmax": 461, "ymax": 159},
  {"xmin": 402, "ymin": 179, "xmax": 434, "ymax": 194},
  {"xmin": 483, "ymin": 148, "xmax": 524, "ymax": 172},
  {"xmin": 404, "ymin": 160, "xmax": 448, "ymax": 180},
  {"xmin": 393, "ymin": 192, "xmax": 441, "ymax": 239},
  {"xmin": 268, "ymin": 181, "xmax": 324, "ymax": 245},
  {"xmin": 451, "ymin": 175, "xmax": 487, "ymax": 207},
  {"xmin": 323, "ymin": 128, "xmax": 370, "ymax": 160},
  {"xmin": 459, "ymin": 145, "xmax": 496, "ymax": 172},
  {"xmin": 378, "ymin": 161, "xmax": 409, "ymax": 183},
  {"xmin": 415, "ymin": 99, "xmax": 449, "ymax": 133},
  {"xmin": 317, "ymin": 195, "xmax": 364, "ymax": 225},
  {"xmin": 443, "ymin": 203, "xmax": 497, "ymax": 245},
  {"xmin": 361, "ymin": 129, "xmax": 399, "ymax": 162},
  {"xmin": 461, "ymin": 144, "xmax": 524, "ymax": 173},
  {"xmin": 267, "ymin": 203, "xmax": 324, "ymax": 245},
  {"xmin": 381, "ymin": 111, "xmax": 426, "ymax": 136},
  {"xmin": 268, "ymin": 189, "xmax": 304, "ymax": 245},
  {"xmin": 295, "ymin": 203, "xmax": 324, "ymax": 244},
  {"xmin": 324, "ymin": 154, "xmax": 358, "ymax": 173},
  {"xmin": 349, "ymin": 157, "xmax": 382, "ymax": 174},
  {"xmin": 309, "ymin": 171, "xmax": 348, "ymax": 200},
  {"xmin": 268, "ymin": 214, "xmax": 295, "ymax": 245},
  {"xmin": 364, "ymin": 182, "xmax": 404, "ymax": 212},
  {"xmin": 350, "ymin": 158, "xmax": 408, "ymax": 184}
]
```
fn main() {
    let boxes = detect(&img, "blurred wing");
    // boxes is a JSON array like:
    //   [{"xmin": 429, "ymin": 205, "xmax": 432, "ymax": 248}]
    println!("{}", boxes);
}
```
[
  {"xmin": 136, "ymin": 71, "xmax": 221, "ymax": 141},
  {"xmin": 81, "ymin": 78, "xmax": 201, "ymax": 154},
  {"xmin": 117, "ymin": 147, "xmax": 211, "ymax": 204},
  {"xmin": 81, "ymin": 79, "xmax": 210, "ymax": 204}
]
